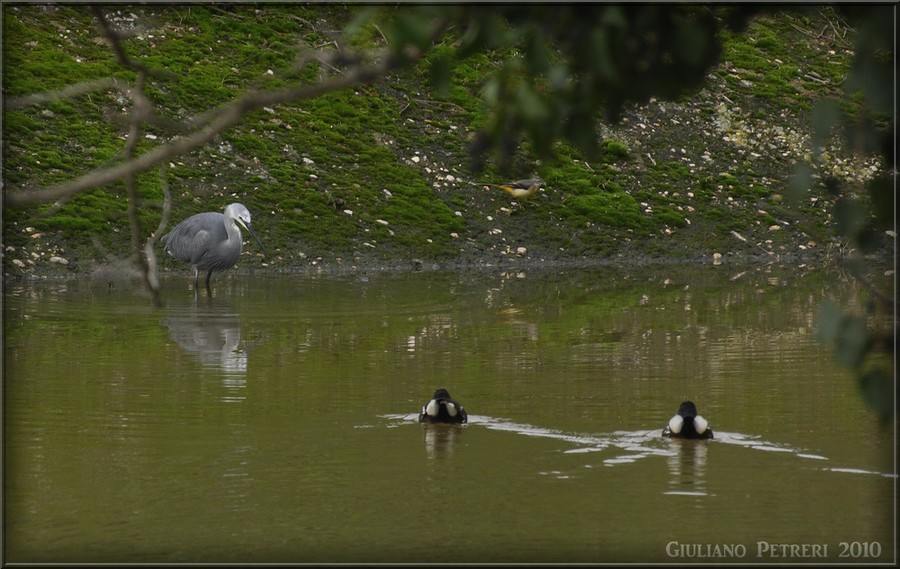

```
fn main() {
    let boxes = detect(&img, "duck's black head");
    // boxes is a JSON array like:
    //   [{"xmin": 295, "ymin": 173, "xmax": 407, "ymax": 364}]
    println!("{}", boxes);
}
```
[
  {"xmin": 663, "ymin": 400, "xmax": 713, "ymax": 439},
  {"xmin": 420, "ymin": 388, "xmax": 467, "ymax": 424},
  {"xmin": 677, "ymin": 400, "xmax": 699, "ymax": 418},
  {"xmin": 433, "ymin": 388, "xmax": 452, "ymax": 400}
]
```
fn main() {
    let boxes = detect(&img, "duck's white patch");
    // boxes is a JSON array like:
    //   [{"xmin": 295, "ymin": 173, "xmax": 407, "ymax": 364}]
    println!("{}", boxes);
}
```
[
  {"xmin": 668, "ymin": 414, "xmax": 684, "ymax": 434},
  {"xmin": 693, "ymin": 415, "xmax": 708, "ymax": 434},
  {"xmin": 425, "ymin": 399, "xmax": 439, "ymax": 417},
  {"xmin": 446, "ymin": 402, "xmax": 458, "ymax": 417}
]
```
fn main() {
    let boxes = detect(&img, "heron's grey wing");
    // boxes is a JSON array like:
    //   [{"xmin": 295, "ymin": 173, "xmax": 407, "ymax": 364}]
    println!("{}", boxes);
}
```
[
  {"xmin": 185, "ymin": 230, "xmax": 215, "ymax": 264},
  {"xmin": 164, "ymin": 214, "xmax": 220, "ymax": 264}
]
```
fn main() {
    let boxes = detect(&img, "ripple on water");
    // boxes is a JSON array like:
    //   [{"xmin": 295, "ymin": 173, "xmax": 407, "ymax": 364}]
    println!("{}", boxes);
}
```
[{"xmin": 381, "ymin": 414, "xmax": 895, "ymax": 479}]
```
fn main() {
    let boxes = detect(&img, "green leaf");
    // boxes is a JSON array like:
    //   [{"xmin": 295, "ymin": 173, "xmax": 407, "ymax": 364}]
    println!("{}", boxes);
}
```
[
  {"xmin": 809, "ymin": 98, "xmax": 841, "ymax": 153},
  {"xmin": 839, "ymin": 257, "xmax": 866, "ymax": 280},
  {"xmin": 866, "ymin": 176, "xmax": 894, "ymax": 229},
  {"xmin": 589, "ymin": 28, "xmax": 618, "ymax": 83},
  {"xmin": 385, "ymin": 12, "xmax": 433, "ymax": 54},
  {"xmin": 524, "ymin": 28, "xmax": 552, "ymax": 75},
  {"xmin": 815, "ymin": 299, "xmax": 845, "ymax": 343},
  {"xmin": 429, "ymin": 55, "xmax": 452, "ymax": 97},
  {"xmin": 565, "ymin": 112, "xmax": 600, "ymax": 162},
  {"xmin": 341, "ymin": 6, "xmax": 378, "ymax": 44},
  {"xmin": 834, "ymin": 315, "xmax": 871, "ymax": 370},
  {"xmin": 547, "ymin": 63, "xmax": 570, "ymax": 92},
  {"xmin": 457, "ymin": 15, "xmax": 488, "ymax": 59},
  {"xmin": 858, "ymin": 370, "xmax": 894, "ymax": 421},
  {"xmin": 673, "ymin": 19, "xmax": 712, "ymax": 67},
  {"xmin": 834, "ymin": 197, "xmax": 867, "ymax": 239},
  {"xmin": 786, "ymin": 161, "xmax": 812, "ymax": 205},
  {"xmin": 515, "ymin": 83, "xmax": 548, "ymax": 122},
  {"xmin": 482, "ymin": 76, "xmax": 501, "ymax": 107},
  {"xmin": 599, "ymin": 6, "xmax": 628, "ymax": 29}
]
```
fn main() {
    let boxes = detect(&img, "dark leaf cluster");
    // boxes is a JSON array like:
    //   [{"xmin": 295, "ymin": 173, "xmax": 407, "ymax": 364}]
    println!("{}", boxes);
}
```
[{"xmin": 431, "ymin": 5, "xmax": 760, "ymax": 172}]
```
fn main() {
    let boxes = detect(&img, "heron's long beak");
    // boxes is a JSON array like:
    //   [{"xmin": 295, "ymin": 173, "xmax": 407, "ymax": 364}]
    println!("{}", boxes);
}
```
[{"xmin": 239, "ymin": 220, "xmax": 267, "ymax": 256}]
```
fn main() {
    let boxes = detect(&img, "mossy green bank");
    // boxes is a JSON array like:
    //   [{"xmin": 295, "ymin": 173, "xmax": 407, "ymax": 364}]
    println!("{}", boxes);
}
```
[{"xmin": 2, "ymin": 5, "xmax": 887, "ymax": 279}]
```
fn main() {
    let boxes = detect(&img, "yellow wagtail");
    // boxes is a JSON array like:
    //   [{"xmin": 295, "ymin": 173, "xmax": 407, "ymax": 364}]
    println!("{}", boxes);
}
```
[{"xmin": 490, "ymin": 178, "xmax": 543, "ymax": 199}]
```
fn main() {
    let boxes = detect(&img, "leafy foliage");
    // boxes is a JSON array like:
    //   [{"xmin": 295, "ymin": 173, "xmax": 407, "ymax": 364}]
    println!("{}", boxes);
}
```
[
  {"xmin": 787, "ymin": 6, "xmax": 895, "ymax": 422},
  {"xmin": 420, "ymin": 5, "xmax": 757, "ymax": 172}
]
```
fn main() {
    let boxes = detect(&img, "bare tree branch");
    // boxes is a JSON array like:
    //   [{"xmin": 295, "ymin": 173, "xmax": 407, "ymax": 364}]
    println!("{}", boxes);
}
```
[
  {"xmin": 78, "ymin": 7, "xmax": 167, "ymax": 305},
  {"xmin": 122, "ymin": 70, "xmax": 162, "ymax": 307},
  {"xmin": 144, "ymin": 164, "xmax": 172, "ymax": 296},
  {"xmin": 90, "ymin": 6, "xmax": 177, "ymax": 82},
  {"xmin": 5, "ymin": 21, "xmax": 448, "ymax": 208}
]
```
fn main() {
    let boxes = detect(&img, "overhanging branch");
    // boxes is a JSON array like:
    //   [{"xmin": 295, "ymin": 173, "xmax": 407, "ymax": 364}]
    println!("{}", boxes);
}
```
[{"xmin": 5, "ymin": 19, "xmax": 448, "ymax": 208}]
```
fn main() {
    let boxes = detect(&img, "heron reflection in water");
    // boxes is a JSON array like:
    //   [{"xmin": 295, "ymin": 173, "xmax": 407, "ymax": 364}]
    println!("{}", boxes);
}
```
[{"xmin": 162, "ymin": 311, "xmax": 247, "ymax": 375}]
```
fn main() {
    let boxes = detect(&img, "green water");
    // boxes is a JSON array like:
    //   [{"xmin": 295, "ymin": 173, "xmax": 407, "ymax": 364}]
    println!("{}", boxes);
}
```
[{"xmin": 3, "ymin": 265, "xmax": 895, "ymax": 563}]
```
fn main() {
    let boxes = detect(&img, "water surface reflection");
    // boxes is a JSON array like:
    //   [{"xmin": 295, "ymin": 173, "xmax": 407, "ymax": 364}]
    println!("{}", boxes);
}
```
[{"xmin": 3, "ymin": 266, "xmax": 895, "ymax": 563}]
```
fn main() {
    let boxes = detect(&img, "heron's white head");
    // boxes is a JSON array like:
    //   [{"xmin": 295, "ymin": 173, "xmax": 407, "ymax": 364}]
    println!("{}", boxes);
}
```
[
  {"xmin": 225, "ymin": 203, "xmax": 266, "ymax": 254},
  {"xmin": 226, "ymin": 203, "xmax": 253, "ymax": 228}
]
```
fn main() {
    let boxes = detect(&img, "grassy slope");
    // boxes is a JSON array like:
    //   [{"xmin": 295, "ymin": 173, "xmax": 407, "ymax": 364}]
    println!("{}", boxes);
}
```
[{"xmin": 1, "ymin": 5, "xmax": 887, "ymax": 278}]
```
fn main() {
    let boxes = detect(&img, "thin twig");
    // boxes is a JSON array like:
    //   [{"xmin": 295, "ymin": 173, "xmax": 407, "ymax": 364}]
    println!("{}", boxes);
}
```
[
  {"xmin": 373, "ymin": 24, "xmax": 389, "ymax": 45},
  {"xmin": 409, "ymin": 97, "xmax": 468, "ymax": 114},
  {"xmin": 91, "ymin": 6, "xmax": 176, "ymax": 81},
  {"xmin": 144, "ymin": 164, "xmax": 171, "ymax": 297},
  {"xmin": 6, "ymin": 19, "xmax": 450, "ymax": 208},
  {"xmin": 4, "ymin": 78, "xmax": 127, "ymax": 110},
  {"xmin": 122, "ymin": 71, "xmax": 162, "ymax": 307}
]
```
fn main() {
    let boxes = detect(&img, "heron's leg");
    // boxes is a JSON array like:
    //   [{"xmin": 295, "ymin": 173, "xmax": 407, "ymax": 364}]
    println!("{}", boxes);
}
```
[
  {"xmin": 205, "ymin": 270, "xmax": 213, "ymax": 288},
  {"xmin": 193, "ymin": 268, "xmax": 200, "ymax": 289}
]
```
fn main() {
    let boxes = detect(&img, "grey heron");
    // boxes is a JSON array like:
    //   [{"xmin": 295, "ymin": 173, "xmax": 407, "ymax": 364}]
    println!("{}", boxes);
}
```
[{"xmin": 163, "ymin": 202, "xmax": 266, "ymax": 289}]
